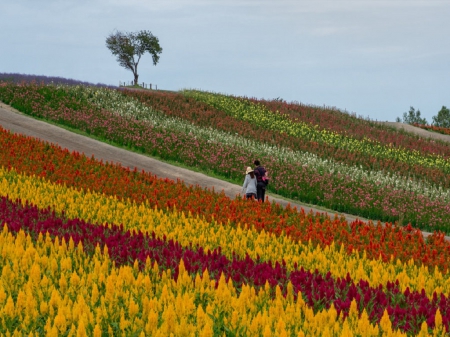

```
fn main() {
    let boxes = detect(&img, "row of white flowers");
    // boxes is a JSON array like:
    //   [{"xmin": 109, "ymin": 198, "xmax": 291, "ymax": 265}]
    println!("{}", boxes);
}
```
[{"xmin": 62, "ymin": 85, "xmax": 450, "ymax": 202}]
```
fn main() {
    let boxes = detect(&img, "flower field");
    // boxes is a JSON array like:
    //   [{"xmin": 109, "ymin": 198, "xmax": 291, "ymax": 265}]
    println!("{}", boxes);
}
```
[
  {"xmin": 2, "ymin": 82, "xmax": 450, "ymax": 231},
  {"xmin": 1, "ymin": 78, "xmax": 450, "ymax": 335},
  {"xmin": 1, "ymin": 126, "xmax": 450, "ymax": 335}
]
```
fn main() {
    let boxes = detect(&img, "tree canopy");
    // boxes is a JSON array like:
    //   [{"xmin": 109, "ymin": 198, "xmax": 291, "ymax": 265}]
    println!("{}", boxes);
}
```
[
  {"xmin": 432, "ymin": 106, "xmax": 450, "ymax": 128},
  {"xmin": 396, "ymin": 106, "xmax": 428, "ymax": 125},
  {"xmin": 106, "ymin": 30, "xmax": 162, "ymax": 86},
  {"xmin": 396, "ymin": 106, "xmax": 450, "ymax": 129}
]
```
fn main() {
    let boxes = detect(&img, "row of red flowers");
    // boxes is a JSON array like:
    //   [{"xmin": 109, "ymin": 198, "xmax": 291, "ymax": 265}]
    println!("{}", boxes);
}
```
[
  {"xmin": 1, "ymin": 125, "xmax": 450, "ymax": 274},
  {"xmin": 2, "ymin": 195, "xmax": 448, "ymax": 335}
]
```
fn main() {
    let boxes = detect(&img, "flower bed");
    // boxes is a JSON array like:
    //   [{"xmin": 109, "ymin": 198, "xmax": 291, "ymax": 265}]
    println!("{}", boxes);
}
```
[
  {"xmin": 2, "ymin": 83, "xmax": 450, "ymax": 232},
  {"xmin": 0, "ymin": 112, "xmax": 449, "ymax": 333},
  {"xmin": 7, "ymin": 225, "xmax": 444, "ymax": 336},
  {"xmin": 0, "ymin": 167, "xmax": 449, "ymax": 334},
  {"xmin": 1, "ymin": 194, "xmax": 449, "ymax": 335},
  {"xmin": 1, "ymin": 128, "xmax": 450, "ymax": 273}
]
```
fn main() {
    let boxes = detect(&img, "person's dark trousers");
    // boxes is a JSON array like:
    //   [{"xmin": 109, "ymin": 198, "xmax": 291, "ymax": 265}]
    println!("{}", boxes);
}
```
[{"xmin": 256, "ymin": 182, "xmax": 266, "ymax": 202}]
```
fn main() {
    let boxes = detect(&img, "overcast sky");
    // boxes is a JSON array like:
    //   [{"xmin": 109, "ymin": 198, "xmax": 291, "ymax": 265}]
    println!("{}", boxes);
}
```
[{"xmin": 1, "ymin": 0, "xmax": 449, "ymax": 122}]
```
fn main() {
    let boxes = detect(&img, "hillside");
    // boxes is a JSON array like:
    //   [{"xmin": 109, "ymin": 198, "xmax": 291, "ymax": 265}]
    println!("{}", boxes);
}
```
[
  {"xmin": 2, "ymin": 99, "xmax": 450, "ymax": 235},
  {"xmin": 2, "ymin": 79, "xmax": 450, "ymax": 232},
  {"xmin": 2, "ymin": 75, "xmax": 450, "ymax": 335}
]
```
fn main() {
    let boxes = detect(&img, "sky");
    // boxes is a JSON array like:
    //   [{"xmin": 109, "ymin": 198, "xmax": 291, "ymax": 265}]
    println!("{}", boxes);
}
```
[{"xmin": 1, "ymin": 0, "xmax": 449, "ymax": 122}]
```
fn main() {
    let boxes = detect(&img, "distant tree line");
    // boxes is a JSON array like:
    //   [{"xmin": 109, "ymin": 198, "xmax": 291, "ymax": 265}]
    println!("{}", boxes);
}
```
[{"xmin": 396, "ymin": 106, "xmax": 450, "ymax": 128}]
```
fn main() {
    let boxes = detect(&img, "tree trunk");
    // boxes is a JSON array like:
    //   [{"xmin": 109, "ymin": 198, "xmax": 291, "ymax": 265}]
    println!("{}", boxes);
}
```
[{"xmin": 133, "ymin": 72, "xmax": 139, "ymax": 86}]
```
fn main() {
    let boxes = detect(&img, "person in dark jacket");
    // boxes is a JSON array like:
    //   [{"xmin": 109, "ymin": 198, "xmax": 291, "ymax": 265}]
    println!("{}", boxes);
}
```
[{"xmin": 253, "ymin": 160, "xmax": 267, "ymax": 202}]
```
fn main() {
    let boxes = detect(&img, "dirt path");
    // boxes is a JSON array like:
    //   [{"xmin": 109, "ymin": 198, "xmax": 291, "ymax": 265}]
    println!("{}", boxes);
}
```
[
  {"xmin": 377, "ymin": 121, "xmax": 450, "ymax": 143},
  {"xmin": 1, "ymin": 102, "xmax": 448, "ymax": 240}
]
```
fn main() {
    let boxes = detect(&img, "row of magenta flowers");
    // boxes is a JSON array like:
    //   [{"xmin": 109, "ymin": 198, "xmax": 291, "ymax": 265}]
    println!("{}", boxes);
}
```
[
  {"xmin": 0, "ymin": 124, "xmax": 450, "ymax": 275},
  {"xmin": 1, "ymin": 83, "xmax": 450, "ymax": 232},
  {"xmin": 1, "ymin": 191, "xmax": 449, "ymax": 335}
]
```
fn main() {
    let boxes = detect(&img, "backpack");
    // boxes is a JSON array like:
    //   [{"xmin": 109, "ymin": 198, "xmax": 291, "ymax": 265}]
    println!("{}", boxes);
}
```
[
  {"xmin": 256, "ymin": 167, "xmax": 269, "ymax": 186},
  {"xmin": 262, "ymin": 174, "xmax": 269, "ymax": 186}
]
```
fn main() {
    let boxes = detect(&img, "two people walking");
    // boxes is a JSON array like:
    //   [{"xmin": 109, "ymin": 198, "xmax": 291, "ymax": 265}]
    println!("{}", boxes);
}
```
[{"xmin": 242, "ymin": 160, "xmax": 268, "ymax": 202}]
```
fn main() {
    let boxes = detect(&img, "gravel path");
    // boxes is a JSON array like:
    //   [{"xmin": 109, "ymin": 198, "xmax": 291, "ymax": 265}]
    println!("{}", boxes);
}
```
[{"xmin": 1, "ymin": 101, "xmax": 448, "ymax": 240}]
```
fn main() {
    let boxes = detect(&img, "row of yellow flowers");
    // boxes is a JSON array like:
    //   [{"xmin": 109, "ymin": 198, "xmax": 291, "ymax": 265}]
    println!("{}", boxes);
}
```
[
  {"xmin": 1, "ymin": 226, "xmax": 444, "ymax": 336},
  {"xmin": 182, "ymin": 90, "xmax": 450, "ymax": 173},
  {"xmin": 1, "ymin": 166, "xmax": 449, "ymax": 300}
]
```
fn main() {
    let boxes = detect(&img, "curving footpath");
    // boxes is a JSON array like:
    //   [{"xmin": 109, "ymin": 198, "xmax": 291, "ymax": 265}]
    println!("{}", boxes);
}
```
[{"xmin": 1, "ymin": 101, "xmax": 449, "ymax": 240}]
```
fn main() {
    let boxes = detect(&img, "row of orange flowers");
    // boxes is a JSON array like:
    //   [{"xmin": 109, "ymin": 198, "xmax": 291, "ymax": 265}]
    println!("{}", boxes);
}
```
[{"xmin": 413, "ymin": 123, "xmax": 450, "ymax": 137}]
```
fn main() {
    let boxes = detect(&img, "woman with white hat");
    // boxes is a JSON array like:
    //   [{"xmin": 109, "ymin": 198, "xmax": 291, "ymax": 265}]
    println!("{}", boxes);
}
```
[{"xmin": 242, "ymin": 166, "xmax": 257, "ymax": 200}]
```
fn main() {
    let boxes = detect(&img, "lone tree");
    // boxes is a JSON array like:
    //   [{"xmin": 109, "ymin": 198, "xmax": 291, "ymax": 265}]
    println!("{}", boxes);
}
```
[
  {"xmin": 432, "ymin": 106, "xmax": 450, "ymax": 128},
  {"xmin": 396, "ymin": 106, "xmax": 427, "ymax": 125},
  {"xmin": 106, "ymin": 30, "xmax": 162, "ymax": 86}
]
